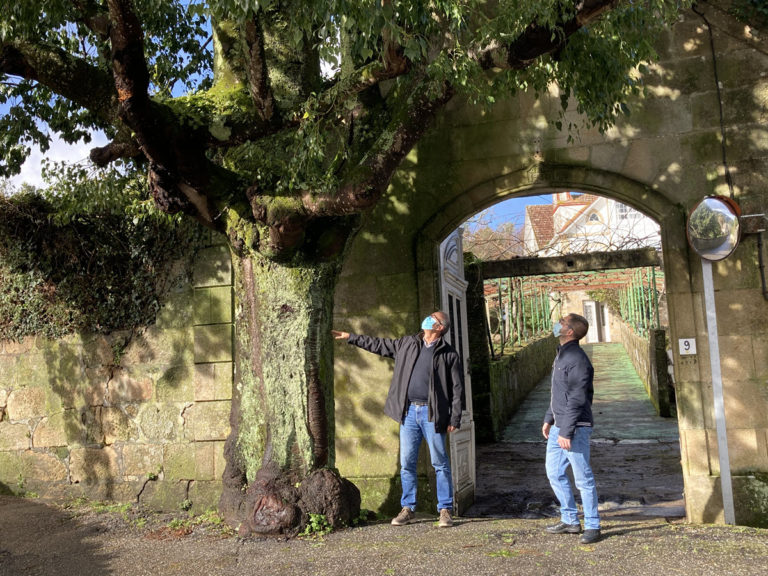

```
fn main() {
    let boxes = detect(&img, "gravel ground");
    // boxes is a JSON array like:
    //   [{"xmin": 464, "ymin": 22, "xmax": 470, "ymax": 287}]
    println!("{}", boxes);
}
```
[{"xmin": 2, "ymin": 495, "xmax": 767, "ymax": 576}]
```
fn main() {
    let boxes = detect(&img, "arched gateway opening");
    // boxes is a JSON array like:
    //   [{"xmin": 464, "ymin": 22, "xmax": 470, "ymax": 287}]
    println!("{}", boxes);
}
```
[{"xmin": 435, "ymin": 185, "xmax": 685, "ymax": 520}]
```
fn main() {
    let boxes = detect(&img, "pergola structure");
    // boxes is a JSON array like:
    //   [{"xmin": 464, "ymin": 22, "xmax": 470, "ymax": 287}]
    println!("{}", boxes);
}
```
[{"xmin": 481, "ymin": 248, "xmax": 665, "ymax": 351}]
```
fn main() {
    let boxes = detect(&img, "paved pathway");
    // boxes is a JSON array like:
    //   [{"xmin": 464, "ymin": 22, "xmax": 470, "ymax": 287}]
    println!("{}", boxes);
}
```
[
  {"xmin": 466, "ymin": 342, "xmax": 685, "ymax": 519},
  {"xmin": 501, "ymin": 342, "xmax": 680, "ymax": 443}
]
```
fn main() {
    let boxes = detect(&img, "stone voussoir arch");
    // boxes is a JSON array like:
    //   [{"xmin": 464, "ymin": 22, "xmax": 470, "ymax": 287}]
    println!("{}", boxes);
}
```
[{"xmin": 415, "ymin": 162, "xmax": 688, "ymax": 317}]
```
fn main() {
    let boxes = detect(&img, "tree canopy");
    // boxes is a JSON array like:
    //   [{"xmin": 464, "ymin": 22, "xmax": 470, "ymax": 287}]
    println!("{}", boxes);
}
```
[{"xmin": 1, "ymin": 0, "xmax": 689, "ymax": 263}]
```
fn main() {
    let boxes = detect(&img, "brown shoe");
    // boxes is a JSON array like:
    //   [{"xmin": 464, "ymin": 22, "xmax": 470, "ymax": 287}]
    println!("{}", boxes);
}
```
[
  {"xmin": 438, "ymin": 508, "xmax": 453, "ymax": 527},
  {"xmin": 391, "ymin": 507, "xmax": 415, "ymax": 526}
]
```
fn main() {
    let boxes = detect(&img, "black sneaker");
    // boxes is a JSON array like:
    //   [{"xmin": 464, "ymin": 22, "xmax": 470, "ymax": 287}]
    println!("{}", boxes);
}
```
[
  {"xmin": 580, "ymin": 529, "xmax": 602, "ymax": 544},
  {"xmin": 545, "ymin": 521, "xmax": 582, "ymax": 534}
]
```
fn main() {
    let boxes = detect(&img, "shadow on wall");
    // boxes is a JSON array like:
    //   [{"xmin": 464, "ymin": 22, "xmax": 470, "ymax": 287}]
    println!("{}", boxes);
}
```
[{"xmin": 34, "ymin": 325, "xmax": 195, "ymax": 499}]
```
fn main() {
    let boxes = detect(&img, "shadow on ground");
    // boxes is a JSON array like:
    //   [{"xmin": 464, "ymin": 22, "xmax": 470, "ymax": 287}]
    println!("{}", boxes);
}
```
[{"xmin": 0, "ymin": 495, "xmax": 113, "ymax": 576}]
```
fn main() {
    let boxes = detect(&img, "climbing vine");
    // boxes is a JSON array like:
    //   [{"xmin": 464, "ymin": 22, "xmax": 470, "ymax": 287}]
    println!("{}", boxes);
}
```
[{"xmin": 0, "ymin": 174, "xmax": 205, "ymax": 340}]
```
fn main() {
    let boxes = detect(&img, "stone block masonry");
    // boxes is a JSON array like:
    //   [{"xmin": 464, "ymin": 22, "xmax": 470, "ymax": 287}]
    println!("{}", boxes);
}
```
[{"xmin": 0, "ymin": 236, "xmax": 234, "ymax": 514}]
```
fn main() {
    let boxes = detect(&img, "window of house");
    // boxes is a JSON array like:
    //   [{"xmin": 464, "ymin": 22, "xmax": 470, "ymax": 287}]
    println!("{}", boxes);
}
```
[{"xmin": 618, "ymin": 204, "xmax": 641, "ymax": 219}]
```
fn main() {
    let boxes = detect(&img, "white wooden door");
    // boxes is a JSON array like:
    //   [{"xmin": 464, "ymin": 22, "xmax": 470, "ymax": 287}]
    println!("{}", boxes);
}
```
[
  {"xmin": 582, "ymin": 300, "xmax": 600, "ymax": 343},
  {"xmin": 439, "ymin": 230, "xmax": 475, "ymax": 515}
]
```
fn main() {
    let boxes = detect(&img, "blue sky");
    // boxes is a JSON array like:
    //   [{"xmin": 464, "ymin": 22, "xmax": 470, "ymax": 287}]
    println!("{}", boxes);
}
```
[{"xmin": 467, "ymin": 192, "xmax": 553, "ymax": 230}]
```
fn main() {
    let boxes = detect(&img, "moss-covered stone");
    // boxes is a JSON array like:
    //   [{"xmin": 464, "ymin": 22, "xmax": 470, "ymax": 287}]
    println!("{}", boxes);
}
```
[
  {"xmin": 194, "ymin": 363, "xmax": 233, "ymax": 401},
  {"xmin": 69, "ymin": 446, "xmax": 119, "ymax": 485},
  {"xmin": 138, "ymin": 403, "xmax": 181, "ymax": 441},
  {"xmin": 164, "ymin": 443, "xmax": 196, "ymax": 480},
  {"xmin": 122, "ymin": 443, "xmax": 164, "ymax": 479},
  {"xmin": 193, "ymin": 246, "xmax": 233, "ymax": 288},
  {"xmin": 0, "ymin": 421, "xmax": 30, "ymax": 450},
  {"xmin": 138, "ymin": 479, "xmax": 190, "ymax": 512},
  {"xmin": 194, "ymin": 325, "xmax": 233, "ymax": 363},
  {"xmin": 186, "ymin": 401, "xmax": 231, "ymax": 442},
  {"xmin": 193, "ymin": 286, "xmax": 233, "ymax": 325}
]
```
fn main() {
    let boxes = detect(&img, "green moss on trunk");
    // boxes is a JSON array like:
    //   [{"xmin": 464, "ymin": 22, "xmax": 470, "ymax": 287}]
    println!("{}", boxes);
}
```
[{"xmin": 231, "ymin": 252, "xmax": 339, "ymax": 482}]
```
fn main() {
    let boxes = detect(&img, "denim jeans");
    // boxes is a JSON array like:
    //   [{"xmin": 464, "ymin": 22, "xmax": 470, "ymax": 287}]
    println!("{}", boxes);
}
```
[
  {"xmin": 399, "ymin": 403, "xmax": 453, "ymax": 512},
  {"xmin": 545, "ymin": 424, "xmax": 600, "ymax": 530}
]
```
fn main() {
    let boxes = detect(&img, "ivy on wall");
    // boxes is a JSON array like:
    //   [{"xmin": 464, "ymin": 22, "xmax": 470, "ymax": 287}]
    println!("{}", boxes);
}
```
[{"xmin": 0, "ymin": 189, "xmax": 205, "ymax": 340}]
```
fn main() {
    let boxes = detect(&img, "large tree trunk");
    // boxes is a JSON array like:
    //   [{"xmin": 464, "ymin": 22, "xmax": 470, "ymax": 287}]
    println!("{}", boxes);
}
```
[{"xmin": 218, "ymin": 251, "xmax": 360, "ymax": 536}]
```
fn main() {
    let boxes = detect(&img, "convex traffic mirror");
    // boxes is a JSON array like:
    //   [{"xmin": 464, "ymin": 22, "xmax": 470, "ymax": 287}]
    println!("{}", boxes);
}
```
[{"xmin": 687, "ymin": 195, "xmax": 741, "ymax": 261}]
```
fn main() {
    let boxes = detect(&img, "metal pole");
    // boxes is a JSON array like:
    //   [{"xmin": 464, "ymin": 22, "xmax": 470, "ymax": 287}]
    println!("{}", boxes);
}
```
[
  {"xmin": 637, "ymin": 270, "xmax": 645, "ymax": 334},
  {"xmin": 538, "ymin": 287, "xmax": 545, "ymax": 334},
  {"xmin": 646, "ymin": 268, "xmax": 654, "ymax": 330},
  {"xmin": 702, "ymin": 259, "xmax": 735, "ymax": 524},
  {"xmin": 507, "ymin": 277, "xmax": 514, "ymax": 344},
  {"xmin": 515, "ymin": 278, "xmax": 522, "ymax": 346}
]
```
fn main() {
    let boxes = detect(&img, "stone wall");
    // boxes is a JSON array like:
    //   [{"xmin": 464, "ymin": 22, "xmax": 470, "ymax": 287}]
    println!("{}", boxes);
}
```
[
  {"xmin": 487, "ymin": 336, "xmax": 557, "ymax": 442},
  {"xmin": 0, "ymin": 234, "xmax": 233, "ymax": 513},
  {"xmin": 618, "ymin": 322, "xmax": 673, "ymax": 417}
]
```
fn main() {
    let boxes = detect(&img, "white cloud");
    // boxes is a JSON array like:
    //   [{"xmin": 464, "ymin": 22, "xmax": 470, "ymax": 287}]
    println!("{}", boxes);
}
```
[{"xmin": 5, "ymin": 131, "xmax": 109, "ymax": 189}]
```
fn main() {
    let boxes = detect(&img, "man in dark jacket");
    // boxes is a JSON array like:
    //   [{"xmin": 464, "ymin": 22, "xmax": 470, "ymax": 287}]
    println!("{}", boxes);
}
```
[
  {"xmin": 542, "ymin": 313, "xmax": 601, "ymax": 544},
  {"xmin": 332, "ymin": 311, "xmax": 464, "ymax": 528}
]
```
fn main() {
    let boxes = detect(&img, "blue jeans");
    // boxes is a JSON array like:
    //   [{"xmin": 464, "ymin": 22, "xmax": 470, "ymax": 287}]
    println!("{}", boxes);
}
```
[
  {"xmin": 400, "ymin": 403, "xmax": 453, "ymax": 512},
  {"xmin": 545, "ymin": 425, "xmax": 600, "ymax": 530}
]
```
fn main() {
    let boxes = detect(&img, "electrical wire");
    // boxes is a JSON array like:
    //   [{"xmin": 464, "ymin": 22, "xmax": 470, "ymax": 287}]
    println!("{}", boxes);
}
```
[{"xmin": 692, "ymin": 2, "xmax": 735, "ymax": 199}]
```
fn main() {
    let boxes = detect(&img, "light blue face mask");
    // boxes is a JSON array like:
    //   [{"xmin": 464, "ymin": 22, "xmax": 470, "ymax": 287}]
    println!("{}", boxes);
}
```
[
  {"xmin": 421, "ymin": 315, "xmax": 439, "ymax": 330},
  {"xmin": 552, "ymin": 322, "xmax": 562, "ymax": 338}
]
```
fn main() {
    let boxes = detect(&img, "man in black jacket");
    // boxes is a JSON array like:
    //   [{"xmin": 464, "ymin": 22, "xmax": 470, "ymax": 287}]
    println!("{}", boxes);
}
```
[
  {"xmin": 332, "ymin": 311, "xmax": 464, "ymax": 528},
  {"xmin": 542, "ymin": 313, "xmax": 601, "ymax": 544}
]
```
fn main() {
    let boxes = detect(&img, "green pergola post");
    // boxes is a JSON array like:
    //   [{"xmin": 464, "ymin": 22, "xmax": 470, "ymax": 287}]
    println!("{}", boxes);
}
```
[
  {"xmin": 497, "ymin": 280, "xmax": 504, "ymax": 355},
  {"xmin": 652, "ymin": 266, "xmax": 661, "ymax": 328},
  {"xmin": 520, "ymin": 277, "xmax": 528, "ymax": 343},
  {"xmin": 507, "ymin": 277, "xmax": 514, "ymax": 346}
]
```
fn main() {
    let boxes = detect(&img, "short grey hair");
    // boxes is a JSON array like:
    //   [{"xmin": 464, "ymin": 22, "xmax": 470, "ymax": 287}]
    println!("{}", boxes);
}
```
[{"xmin": 434, "ymin": 310, "xmax": 451, "ymax": 331}]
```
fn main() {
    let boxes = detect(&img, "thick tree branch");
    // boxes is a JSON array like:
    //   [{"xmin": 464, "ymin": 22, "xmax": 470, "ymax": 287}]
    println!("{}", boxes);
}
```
[
  {"xmin": 476, "ymin": 0, "xmax": 621, "ymax": 70},
  {"xmin": 381, "ymin": 0, "xmax": 409, "ymax": 76},
  {"xmin": 243, "ymin": 12, "xmax": 276, "ymax": 122},
  {"xmin": 302, "ymin": 80, "xmax": 454, "ymax": 217},
  {"xmin": 0, "ymin": 40, "xmax": 117, "ymax": 123},
  {"xmin": 107, "ymin": 0, "xmax": 230, "ymax": 230},
  {"xmin": 89, "ymin": 138, "xmax": 141, "ymax": 166},
  {"xmin": 72, "ymin": 0, "xmax": 112, "ymax": 40}
]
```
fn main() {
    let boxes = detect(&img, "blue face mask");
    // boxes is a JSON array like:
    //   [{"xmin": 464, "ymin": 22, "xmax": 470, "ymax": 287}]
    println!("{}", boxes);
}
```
[
  {"xmin": 421, "ymin": 315, "xmax": 439, "ymax": 330},
  {"xmin": 552, "ymin": 322, "xmax": 562, "ymax": 338}
]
